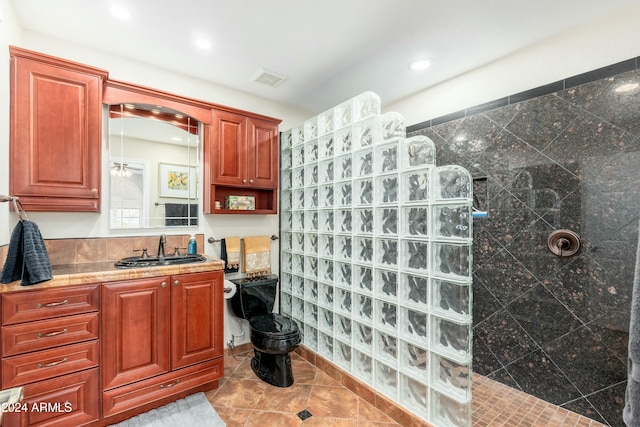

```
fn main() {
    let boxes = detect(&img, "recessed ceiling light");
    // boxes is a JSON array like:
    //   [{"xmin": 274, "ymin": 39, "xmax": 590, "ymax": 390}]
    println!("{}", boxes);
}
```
[
  {"xmin": 195, "ymin": 39, "xmax": 212, "ymax": 50},
  {"xmin": 110, "ymin": 6, "xmax": 131, "ymax": 20},
  {"xmin": 614, "ymin": 83, "xmax": 639, "ymax": 93},
  {"xmin": 408, "ymin": 58, "xmax": 433, "ymax": 71}
]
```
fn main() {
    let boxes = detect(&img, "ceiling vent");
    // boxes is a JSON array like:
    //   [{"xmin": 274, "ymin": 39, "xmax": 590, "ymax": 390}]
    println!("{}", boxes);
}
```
[{"xmin": 252, "ymin": 68, "xmax": 288, "ymax": 88}]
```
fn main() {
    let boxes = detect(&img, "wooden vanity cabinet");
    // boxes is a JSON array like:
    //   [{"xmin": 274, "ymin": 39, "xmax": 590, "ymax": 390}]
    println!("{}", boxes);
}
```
[
  {"xmin": 101, "ymin": 270, "xmax": 224, "ymax": 419},
  {"xmin": 206, "ymin": 108, "xmax": 281, "ymax": 214},
  {"xmin": 0, "ymin": 284, "xmax": 101, "ymax": 427},
  {"xmin": 0, "ymin": 270, "xmax": 223, "ymax": 426},
  {"xmin": 9, "ymin": 46, "xmax": 108, "ymax": 212}
]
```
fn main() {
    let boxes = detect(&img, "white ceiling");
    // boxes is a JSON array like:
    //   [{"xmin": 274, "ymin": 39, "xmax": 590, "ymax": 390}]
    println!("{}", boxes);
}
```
[{"xmin": 11, "ymin": 0, "xmax": 638, "ymax": 114}]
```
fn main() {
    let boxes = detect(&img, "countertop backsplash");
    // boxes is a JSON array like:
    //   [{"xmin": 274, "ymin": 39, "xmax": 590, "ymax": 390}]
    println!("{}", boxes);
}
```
[{"xmin": 0, "ymin": 234, "xmax": 205, "ymax": 268}]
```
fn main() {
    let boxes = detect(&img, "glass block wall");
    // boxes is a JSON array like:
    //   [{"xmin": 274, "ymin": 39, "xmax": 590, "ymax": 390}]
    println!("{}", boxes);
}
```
[{"xmin": 279, "ymin": 92, "xmax": 473, "ymax": 427}]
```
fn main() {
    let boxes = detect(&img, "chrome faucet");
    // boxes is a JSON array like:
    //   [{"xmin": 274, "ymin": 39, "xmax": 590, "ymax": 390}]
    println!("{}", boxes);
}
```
[{"xmin": 157, "ymin": 234, "xmax": 166, "ymax": 259}]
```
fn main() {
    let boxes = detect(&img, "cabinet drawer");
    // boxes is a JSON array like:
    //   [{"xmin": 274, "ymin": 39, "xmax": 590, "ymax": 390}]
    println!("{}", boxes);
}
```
[
  {"xmin": 3, "ymin": 285, "xmax": 100, "ymax": 325},
  {"xmin": 103, "ymin": 357, "xmax": 222, "ymax": 418},
  {"xmin": 2, "ymin": 368, "xmax": 99, "ymax": 427},
  {"xmin": 2, "ymin": 313, "xmax": 99, "ymax": 356},
  {"xmin": 2, "ymin": 340, "xmax": 99, "ymax": 388}
]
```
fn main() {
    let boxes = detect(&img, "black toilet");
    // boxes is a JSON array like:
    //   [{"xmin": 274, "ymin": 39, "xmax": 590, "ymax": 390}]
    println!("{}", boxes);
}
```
[{"xmin": 229, "ymin": 275, "xmax": 301, "ymax": 387}]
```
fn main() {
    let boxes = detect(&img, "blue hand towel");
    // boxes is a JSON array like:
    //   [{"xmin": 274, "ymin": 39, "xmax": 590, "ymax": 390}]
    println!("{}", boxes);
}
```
[{"xmin": 0, "ymin": 220, "xmax": 52, "ymax": 286}]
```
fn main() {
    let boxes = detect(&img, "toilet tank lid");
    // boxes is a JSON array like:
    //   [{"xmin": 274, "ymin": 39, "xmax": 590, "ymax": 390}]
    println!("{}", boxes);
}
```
[{"xmin": 230, "ymin": 274, "xmax": 278, "ymax": 287}]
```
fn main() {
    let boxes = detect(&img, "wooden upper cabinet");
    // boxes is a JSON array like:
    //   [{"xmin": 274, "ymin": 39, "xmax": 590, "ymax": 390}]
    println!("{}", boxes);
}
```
[
  {"xmin": 211, "ymin": 109, "xmax": 248, "ymax": 186},
  {"xmin": 211, "ymin": 109, "xmax": 279, "ymax": 188},
  {"xmin": 207, "ymin": 108, "xmax": 281, "ymax": 214},
  {"xmin": 9, "ymin": 46, "xmax": 108, "ymax": 212},
  {"xmin": 248, "ymin": 116, "xmax": 279, "ymax": 188}
]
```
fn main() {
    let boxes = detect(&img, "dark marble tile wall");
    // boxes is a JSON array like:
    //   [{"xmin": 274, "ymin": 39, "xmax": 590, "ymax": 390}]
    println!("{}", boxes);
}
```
[{"xmin": 408, "ymin": 66, "xmax": 640, "ymax": 427}]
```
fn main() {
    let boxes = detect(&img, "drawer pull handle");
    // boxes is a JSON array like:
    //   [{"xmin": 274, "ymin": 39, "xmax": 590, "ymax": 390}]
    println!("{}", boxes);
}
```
[
  {"xmin": 37, "ymin": 300, "xmax": 69, "ymax": 308},
  {"xmin": 37, "ymin": 328, "xmax": 68, "ymax": 338},
  {"xmin": 159, "ymin": 379, "xmax": 180, "ymax": 389},
  {"xmin": 37, "ymin": 357, "xmax": 68, "ymax": 368}
]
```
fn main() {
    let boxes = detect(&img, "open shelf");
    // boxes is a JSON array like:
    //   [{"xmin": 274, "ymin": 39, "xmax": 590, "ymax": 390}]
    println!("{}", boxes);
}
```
[{"xmin": 208, "ymin": 185, "xmax": 278, "ymax": 215}]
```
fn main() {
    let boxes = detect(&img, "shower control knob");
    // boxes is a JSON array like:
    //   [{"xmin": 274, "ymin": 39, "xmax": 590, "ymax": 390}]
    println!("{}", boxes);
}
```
[{"xmin": 547, "ymin": 230, "xmax": 581, "ymax": 257}]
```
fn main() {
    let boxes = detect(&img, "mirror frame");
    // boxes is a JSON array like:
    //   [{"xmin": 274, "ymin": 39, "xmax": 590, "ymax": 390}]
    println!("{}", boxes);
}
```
[{"xmin": 104, "ymin": 79, "xmax": 213, "ymax": 124}]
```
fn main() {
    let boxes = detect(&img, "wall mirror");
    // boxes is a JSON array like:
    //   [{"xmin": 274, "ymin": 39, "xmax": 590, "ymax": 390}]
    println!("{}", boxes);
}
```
[{"xmin": 108, "ymin": 103, "xmax": 200, "ymax": 229}]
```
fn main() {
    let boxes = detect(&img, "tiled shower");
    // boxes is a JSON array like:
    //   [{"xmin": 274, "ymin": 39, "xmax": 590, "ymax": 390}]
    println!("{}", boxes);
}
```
[
  {"xmin": 279, "ymin": 93, "xmax": 474, "ymax": 426},
  {"xmin": 407, "ymin": 61, "xmax": 640, "ymax": 427}
]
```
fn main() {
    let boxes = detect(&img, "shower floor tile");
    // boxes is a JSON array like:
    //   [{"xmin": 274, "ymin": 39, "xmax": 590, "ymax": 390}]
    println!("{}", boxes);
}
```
[{"xmin": 472, "ymin": 375, "xmax": 607, "ymax": 427}]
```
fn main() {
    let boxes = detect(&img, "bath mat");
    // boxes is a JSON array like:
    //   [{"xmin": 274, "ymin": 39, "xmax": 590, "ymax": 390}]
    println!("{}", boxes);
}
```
[{"xmin": 108, "ymin": 392, "xmax": 225, "ymax": 427}]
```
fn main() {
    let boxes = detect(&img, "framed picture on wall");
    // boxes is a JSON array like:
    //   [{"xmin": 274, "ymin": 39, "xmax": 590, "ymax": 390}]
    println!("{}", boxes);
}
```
[{"xmin": 158, "ymin": 163, "xmax": 197, "ymax": 199}]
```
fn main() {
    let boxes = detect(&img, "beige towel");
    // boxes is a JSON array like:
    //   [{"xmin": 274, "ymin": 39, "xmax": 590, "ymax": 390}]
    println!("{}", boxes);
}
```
[
  {"xmin": 242, "ymin": 235, "xmax": 271, "ymax": 278},
  {"xmin": 225, "ymin": 236, "xmax": 241, "ymax": 270}
]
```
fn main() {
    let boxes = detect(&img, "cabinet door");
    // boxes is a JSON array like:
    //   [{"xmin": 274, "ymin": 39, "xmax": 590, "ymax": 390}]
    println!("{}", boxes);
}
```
[
  {"xmin": 171, "ymin": 271, "xmax": 224, "ymax": 370},
  {"xmin": 247, "ymin": 116, "xmax": 279, "ymax": 188},
  {"xmin": 211, "ymin": 109, "xmax": 247, "ymax": 186},
  {"xmin": 10, "ymin": 48, "xmax": 106, "ymax": 212},
  {"xmin": 102, "ymin": 277, "xmax": 171, "ymax": 390}
]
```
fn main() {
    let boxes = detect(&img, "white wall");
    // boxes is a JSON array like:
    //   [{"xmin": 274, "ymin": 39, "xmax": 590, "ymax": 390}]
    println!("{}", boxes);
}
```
[
  {"xmin": 386, "ymin": 2, "xmax": 640, "ymax": 125},
  {"xmin": 0, "ymin": 0, "xmax": 23, "ymax": 246}
]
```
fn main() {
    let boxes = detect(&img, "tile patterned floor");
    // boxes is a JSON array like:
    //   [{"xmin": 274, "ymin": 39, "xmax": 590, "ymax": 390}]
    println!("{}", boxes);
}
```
[
  {"xmin": 206, "ymin": 349, "xmax": 401, "ymax": 426},
  {"xmin": 205, "ymin": 348, "xmax": 607, "ymax": 426}
]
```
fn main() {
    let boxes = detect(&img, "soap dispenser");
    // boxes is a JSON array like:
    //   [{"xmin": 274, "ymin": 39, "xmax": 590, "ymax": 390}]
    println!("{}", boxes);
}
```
[{"xmin": 188, "ymin": 235, "xmax": 197, "ymax": 255}]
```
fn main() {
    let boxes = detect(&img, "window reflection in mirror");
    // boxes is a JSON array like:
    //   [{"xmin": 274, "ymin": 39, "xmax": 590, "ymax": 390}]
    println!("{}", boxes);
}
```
[{"xmin": 108, "ymin": 103, "xmax": 200, "ymax": 229}]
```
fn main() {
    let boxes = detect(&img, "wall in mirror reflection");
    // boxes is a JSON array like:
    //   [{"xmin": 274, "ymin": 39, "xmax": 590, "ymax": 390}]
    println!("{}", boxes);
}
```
[{"xmin": 108, "ymin": 104, "xmax": 200, "ymax": 229}]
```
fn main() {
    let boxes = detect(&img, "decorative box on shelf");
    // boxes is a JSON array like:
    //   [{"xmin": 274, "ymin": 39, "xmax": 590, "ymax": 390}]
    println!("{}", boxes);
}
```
[{"xmin": 225, "ymin": 195, "xmax": 256, "ymax": 210}]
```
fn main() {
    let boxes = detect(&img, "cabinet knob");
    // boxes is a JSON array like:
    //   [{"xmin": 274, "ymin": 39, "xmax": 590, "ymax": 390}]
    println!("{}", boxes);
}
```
[
  {"xmin": 90, "ymin": 188, "xmax": 98, "ymax": 196},
  {"xmin": 249, "ymin": 179, "xmax": 254, "ymax": 183},
  {"xmin": 173, "ymin": 280, "xmax": 180, "ymax": 287},
  {"xmin": 243, "ymin": 179, "xmax": 247, "ymax": 183},
  {"xmin": 161, "ymin": 281, "xmax": 167, "ymax": 288}
]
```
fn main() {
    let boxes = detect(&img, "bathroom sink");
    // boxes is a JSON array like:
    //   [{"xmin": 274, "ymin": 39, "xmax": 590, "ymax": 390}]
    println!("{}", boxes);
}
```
[{"xmin": 114, "ymin": 254, "xmax": 207, "ymax": 268}]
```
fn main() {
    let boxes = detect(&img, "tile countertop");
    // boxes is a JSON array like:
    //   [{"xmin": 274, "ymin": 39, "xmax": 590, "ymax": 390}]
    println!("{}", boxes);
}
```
[{"xmin": 0, "ymin": 256, "xmax": 225, "ymax": 293}]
